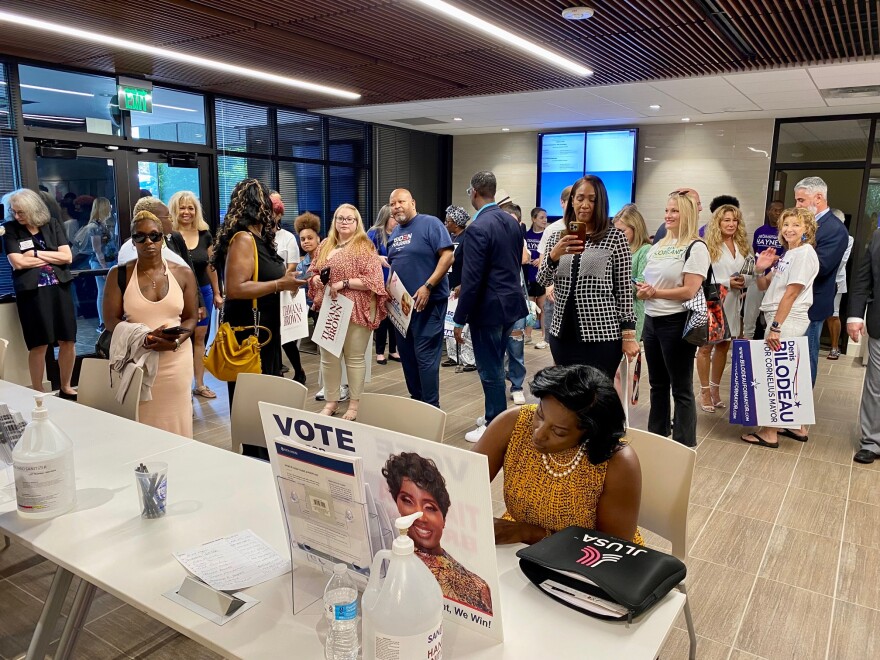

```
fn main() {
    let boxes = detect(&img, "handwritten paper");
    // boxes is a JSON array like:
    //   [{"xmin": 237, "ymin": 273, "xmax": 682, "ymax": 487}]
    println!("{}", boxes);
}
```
[{"xmin": 173, "ymin": 529, "xmax": 291, "ymax": 592}]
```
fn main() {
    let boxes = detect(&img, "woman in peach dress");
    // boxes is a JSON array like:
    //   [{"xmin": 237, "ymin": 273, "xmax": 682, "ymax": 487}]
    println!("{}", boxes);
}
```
[{"xmin": 104, "ymin": 211, "xmax": 198, "ymax": 437}]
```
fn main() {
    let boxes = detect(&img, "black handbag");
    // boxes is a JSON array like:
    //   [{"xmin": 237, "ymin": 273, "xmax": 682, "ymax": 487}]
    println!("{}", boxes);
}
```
[
  {"xmin": 94, "ymin": 266, "xmax": 129, "ymax": 358},
  {"xmin": 516, "ymin": 526, "xmax": 686, "ymax": 622}
]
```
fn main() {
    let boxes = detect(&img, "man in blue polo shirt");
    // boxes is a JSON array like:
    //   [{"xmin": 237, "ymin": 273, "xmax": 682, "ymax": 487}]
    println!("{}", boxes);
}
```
[
  {"xmin": 387, "ymin": 188, "xmax": 454, "ymax": 407},
  {"xmin": 453, "ymin": 171, "xmax": 528, "ymax": 442}
]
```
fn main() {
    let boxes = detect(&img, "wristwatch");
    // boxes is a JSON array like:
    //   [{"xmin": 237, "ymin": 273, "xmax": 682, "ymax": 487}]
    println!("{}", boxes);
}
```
[{"xmin": 425, "ymin": 282, "xmax": 434, "ymax": 291}]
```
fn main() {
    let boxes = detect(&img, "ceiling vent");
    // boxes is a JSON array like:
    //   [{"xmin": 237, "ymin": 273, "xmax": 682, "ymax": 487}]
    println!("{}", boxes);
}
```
[
  {"xmin": 822, "ymin": 85, "xmax": 880, "ymax": 99},
  {"xmin": 392, "ymin": 117, "xmax": 449, "ymax": 126}
]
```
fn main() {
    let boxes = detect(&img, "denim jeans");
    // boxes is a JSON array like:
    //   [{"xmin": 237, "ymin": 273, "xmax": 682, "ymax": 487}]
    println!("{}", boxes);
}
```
[
  {"xmin": 89, "ymin": 257, "xmax": 106, "ymax": 326},
  {"xmin": 643, "ymin": 312, "xmax": 698, "ymax": 447},
  {"xmin": 506, "ymin": 318, "xmax": 526, "ymax": 393},
  {"xmin": 394, "ymin": 298, "xmax": 446, "ymax": 407},
  {"xmin": 471, "ymin": 322, "xmax": 515, "ymax": 425},
  {"xmin": 806, "ymin": 319, "xmax": 823, "ymax": 387}
]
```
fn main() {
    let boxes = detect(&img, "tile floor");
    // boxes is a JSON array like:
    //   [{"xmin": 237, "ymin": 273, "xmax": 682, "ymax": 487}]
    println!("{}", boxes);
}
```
[{"xmin": 0, "ymin": 340, "xmax": 874, "ymax": 659}]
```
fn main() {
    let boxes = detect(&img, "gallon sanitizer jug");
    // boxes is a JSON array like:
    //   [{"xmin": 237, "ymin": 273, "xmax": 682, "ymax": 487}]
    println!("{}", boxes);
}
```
[
  {"xmin": 362, "ymin": 512, "xmax": 443, "ymax": 660},
  {"xmin": 12, "ymin": 394, "xmax": 76, "ymax": 519}
]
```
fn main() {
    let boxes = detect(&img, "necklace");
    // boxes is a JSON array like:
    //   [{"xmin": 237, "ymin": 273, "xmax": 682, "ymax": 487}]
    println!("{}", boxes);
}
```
[
  {"xmin": 540, "ymin": 445, "xmax": 585, "ymax": 478},
  {"xmin": 336, "ymin": 238, "xmax": 353, "ymax": 249},
  {"xmin": 142, "ymin": 265, "xmax": 166, "ymax": 290}
]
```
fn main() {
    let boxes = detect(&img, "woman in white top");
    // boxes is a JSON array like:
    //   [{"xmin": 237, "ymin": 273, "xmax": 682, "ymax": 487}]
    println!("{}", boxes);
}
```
[
  {"xmin": 741, "ymin": 207, "xmax": 819, "ymax": 449},
  {"xmin": 696, "ymin": 204, "xmax": 751, "ymax": 412},
  {"xmin": 636, "ymin": 192, "xmax": 709, "ymax": 447},
  {"xmin": 269, "ymin": 191, "xmax": 305, "ymax": 384}
]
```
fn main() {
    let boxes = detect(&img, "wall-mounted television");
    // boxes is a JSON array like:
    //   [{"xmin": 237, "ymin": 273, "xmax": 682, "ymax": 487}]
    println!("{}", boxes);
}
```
[{"xmin": 537, "ymin": 129, "xmax": 638, "ymax": 218}]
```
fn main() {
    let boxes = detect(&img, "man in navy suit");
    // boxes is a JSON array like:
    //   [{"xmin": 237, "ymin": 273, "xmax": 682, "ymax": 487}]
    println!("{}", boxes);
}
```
[
  {"xmin": 794, "ymin": 176, "xmax": 849, "ymax": 389},
  {"xmin": 454, "ymin": 171, "xmax": 528, "ymax": 442}
]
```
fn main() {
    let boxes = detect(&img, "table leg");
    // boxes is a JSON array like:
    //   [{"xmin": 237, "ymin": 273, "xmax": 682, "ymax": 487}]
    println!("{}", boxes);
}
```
[
  {"xmin": 54, "ymin": 580, "xmax": 97, "ymax": 660},
  {"xmin": 25, "ymin": 566, "xmax": 74, "ymax": 660}
]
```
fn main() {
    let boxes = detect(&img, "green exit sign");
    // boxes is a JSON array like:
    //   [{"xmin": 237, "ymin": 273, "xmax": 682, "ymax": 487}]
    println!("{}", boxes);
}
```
[{"xmin": 118, "ymin": 85, "xmax": 152, "ymax": 113}]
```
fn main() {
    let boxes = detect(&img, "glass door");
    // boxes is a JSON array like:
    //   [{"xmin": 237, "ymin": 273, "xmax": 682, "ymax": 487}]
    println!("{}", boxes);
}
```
[{"xmin": 128, "ymin": 152, "xmax": 213, "ymax": 234}]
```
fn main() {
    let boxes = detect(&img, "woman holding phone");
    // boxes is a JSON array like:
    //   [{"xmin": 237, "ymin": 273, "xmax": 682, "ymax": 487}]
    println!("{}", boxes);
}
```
[{"xmin": 536, "ymin": 175, "xmax": 637, "ymax": 378}]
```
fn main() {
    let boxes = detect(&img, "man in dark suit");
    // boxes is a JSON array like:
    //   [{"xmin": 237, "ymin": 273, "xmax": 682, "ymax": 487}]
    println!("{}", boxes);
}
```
[
  {"xmin": 848, "ymin": 229, "xmax": 880, "ymax": 463},
  {"xmin": 454, "ymin": 171, "xmax": 528, "ymax": 442},
  {"xmin": 794, "ymin": 177, "xmax": 849, "ymax": 387}
]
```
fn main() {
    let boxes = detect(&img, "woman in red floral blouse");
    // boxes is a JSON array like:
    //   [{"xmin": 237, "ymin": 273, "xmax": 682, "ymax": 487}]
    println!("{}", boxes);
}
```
[{"xmin": 308, "ymin": 204, "xmax": 388, "ymax": 420}]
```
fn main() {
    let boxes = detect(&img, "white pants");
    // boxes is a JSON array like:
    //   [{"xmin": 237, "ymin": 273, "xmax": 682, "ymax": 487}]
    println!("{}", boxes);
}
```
[{"xmin": 743, "ymin": 286, "xmax": 765, "ymax": 339}]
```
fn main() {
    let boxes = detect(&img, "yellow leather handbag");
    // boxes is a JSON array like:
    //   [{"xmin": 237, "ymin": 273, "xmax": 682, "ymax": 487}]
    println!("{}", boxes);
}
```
[{"xmin": 204, "ymin": 234, "xmax": 273, "ymax": 382}]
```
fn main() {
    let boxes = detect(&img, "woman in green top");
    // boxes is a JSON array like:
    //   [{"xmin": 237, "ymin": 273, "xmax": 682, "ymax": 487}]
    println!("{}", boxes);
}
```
[{"xmin": 613, "ymin": 204, "xmax": 651, "ymax": 341}]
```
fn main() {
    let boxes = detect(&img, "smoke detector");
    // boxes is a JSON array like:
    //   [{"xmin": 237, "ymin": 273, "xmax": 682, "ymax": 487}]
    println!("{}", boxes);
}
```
[{"xmin": 562, "ymin": 7, "xmax": 595, "ymax": 20}]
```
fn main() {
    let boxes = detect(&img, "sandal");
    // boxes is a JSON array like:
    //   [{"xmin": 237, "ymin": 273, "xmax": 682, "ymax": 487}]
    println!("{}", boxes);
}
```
[
  {"xmin": 827, "ymin": 349, "xmax": 840, "ymax": 360},
  {"xmin": 709, "ymin": 381, "xmax": 726, "ymax": 409},
  {"xmin": 193, "ymin": 385, "xmax": 217, "ymax": 399},
  {"xmin": 320, "ymin": 404, "xmax": 338, "ymax": 417},
  {"xmin": 779, "ymin": 428, "xmax": 808, "ymax": 442},
  {"xmin": 741, "ymin": 432, "xmax": 778, "ymax": 448},
  {"xmin": 342, "ymin": 408, "xmax": 358, "ymax": 422},
  {"xmin": 699, "ymin": 386, "xmax": 715, "ymax": 413}
]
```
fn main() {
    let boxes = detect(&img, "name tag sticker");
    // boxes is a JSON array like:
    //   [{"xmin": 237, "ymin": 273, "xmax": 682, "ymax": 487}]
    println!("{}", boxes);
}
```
[{"xmin": 19, "ymin": 240, "xmax": 34, "ymax": 251}]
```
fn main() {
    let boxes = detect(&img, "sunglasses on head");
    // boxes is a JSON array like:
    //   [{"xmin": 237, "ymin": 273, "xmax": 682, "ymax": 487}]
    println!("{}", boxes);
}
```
[{"xmin": 132, "ymin": 231, "xmax": 164, "ymax": 244}]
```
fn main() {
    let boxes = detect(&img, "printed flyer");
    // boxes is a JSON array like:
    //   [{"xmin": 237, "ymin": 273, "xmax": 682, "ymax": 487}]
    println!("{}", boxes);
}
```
[
  {"xmin": 279, "ymin": 289, "xmax": 309, "ymax": 345},
  {"xmin": 385, "ymin": 270, "xmax": 413, "ymax": 337},
  {"xmin": 729, "ymin": 337, "xmax": 815, "ymax": 427},
  {"xmin": 260, "ymin": 403, "xmax": 503, "ymax": 642},
  {"xmin": 311, "ymin": 288, "xmax": 353, "ymax": 358},
  {"xmin": 443, "ymin": 296, "xmax": 458, "ymax": 338}
]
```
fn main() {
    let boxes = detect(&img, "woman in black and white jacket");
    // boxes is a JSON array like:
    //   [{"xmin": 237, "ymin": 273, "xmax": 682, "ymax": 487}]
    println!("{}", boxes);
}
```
[{"xmin": 537, "ymin": 175, "xmax": 638, "ymax": 379}]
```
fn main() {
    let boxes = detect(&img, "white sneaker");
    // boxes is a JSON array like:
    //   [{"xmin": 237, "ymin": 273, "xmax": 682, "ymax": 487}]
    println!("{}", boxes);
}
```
[
  {"xmin": 476, "ymin": 415, "xmax": 486, "ymax": 427},
  {"xmin": 535, "ymin": 341, "xmax": 548, "ymax": 349},
  {"xmin": 512, "ymin": 390, "xmax": 526, "ymax": 405},
  {"xmin": 315, "ymin": 388, "xmax": 325, "ymax": 401},
  {"xmin": 340, "ymin": 385, "xmax": 350, "ymax": 401},
  {"xmin": 465, "ymin": 425, "xmax": 487, "ymax": 443}
]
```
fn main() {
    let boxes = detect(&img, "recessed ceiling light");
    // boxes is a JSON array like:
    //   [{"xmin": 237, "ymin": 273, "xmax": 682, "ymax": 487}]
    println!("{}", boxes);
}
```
[
  {"xmin": 561, "ymin": 7, "xmax": 595, "ymax": 20},
  {"xmin": 681, "ymin": 117, "xmax": 691, "ymax": 122},
  {"xmin": 649, "ymin": 104, "xmax": 661, "ymax": 110},
  {"xmin": 412, "ymin": 0, "xmax": 592, "ymax": 77},
  {"xmin": 0, "ymin": 10, "xmax": 360, "ymax": 100},
  {"xmin": 644, "ymin": 157, "xmax": 652, "ymax": 162},
  {"xmin": 453, "ymin": 117, "xmax": 463, "ymax": 121},
  {"xmin": 501, "ymin": 128, "xmax": 510, "ymax": 132}
]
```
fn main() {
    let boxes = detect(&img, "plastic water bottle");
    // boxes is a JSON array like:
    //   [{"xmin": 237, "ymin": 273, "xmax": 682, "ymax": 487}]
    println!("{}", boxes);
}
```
[{"xmin": 324, "ymin": 563, "xmax": 359, "ymax": 660}]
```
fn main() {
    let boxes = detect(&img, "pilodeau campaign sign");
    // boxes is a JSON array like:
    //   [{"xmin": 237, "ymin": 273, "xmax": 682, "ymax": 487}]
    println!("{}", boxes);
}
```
[{"xmin": 729, "ymin": 338, "xmax": 815, "ymax": 428}]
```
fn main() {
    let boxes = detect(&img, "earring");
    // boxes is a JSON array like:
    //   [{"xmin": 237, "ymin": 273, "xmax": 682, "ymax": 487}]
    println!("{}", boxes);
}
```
[{"xmin": 802, "ymin": 233, "xmax": 807, "ymax": 242}]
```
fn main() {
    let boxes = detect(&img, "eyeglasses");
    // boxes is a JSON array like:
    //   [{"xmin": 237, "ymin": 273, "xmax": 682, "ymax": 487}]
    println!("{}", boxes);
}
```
[
  {"xmin": 466, "ymin": 186, "xmax": 474, "ymax": 196},
  {"xmin": 336, "ymin": 216, "xmax": 358, "ymax": 224},
  {"xmin": 132, "ymin": 231, "xmax": 164, "ymax": 244}
]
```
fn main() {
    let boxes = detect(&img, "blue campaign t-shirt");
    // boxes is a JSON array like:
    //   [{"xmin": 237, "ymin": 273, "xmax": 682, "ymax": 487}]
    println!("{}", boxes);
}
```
[
  {"xmin": 752, "ymin": 224, "xmax": 784, "ymax": 256},
  {"xmin": 524, "ymin": 228, "xmax": 543, "ymax": 282},
  {"xmin": 387, "ymin": 213, "xmax": 452, "ymax": 300}
]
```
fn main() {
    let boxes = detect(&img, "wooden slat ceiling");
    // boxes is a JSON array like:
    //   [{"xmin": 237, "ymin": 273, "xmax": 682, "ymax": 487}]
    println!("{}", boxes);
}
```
[{"xmin": 0, "ymin": 0, "xmax": 876, "ymax": 110}]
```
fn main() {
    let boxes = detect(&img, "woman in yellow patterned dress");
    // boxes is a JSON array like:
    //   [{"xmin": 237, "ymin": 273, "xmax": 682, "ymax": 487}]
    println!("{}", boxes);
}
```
[
  {"xmin": 474, "ymin": 364, "xmax": 643, "ymax": 545},
  {"xmin": 383, "ymin": 452, "xmax": 493, "ymax": 614}
]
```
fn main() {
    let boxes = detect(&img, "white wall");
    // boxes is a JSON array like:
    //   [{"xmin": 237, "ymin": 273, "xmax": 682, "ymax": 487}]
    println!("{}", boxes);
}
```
[{"xmin": 451, "ymin": 119, "xmax": 775, "ymax": 237}]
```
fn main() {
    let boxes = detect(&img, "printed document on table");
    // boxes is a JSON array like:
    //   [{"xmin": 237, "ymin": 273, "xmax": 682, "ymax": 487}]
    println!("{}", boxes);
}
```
[{"xmin": 173, "ymin": 529, "xmax": 291, "ymax": 592}]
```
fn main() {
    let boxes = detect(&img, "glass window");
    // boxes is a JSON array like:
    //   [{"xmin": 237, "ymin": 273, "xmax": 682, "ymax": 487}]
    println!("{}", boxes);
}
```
[
  {"xmin": 278, "ymin": 110, "xmax": 323, "ymax": 160},
  {"xmin": 0, "ymin": 136, "xmax": 21, "ymax": 296},
  {"xmin": 19, "ymin": 65, "xmax": 121, "ymax": 136},
  {"xmin": 0, "ymin": 63, "xmax": 11, "ymax": 129},
  {"xmin": 329, "ymin": 166, "xmax": 369, "ymax": 228},
  {"xmin": 217, "ymin": 155, "xmax": 276, "ymax": 222},
  {"xmin": 131, "ymin": 87, "xmax": 206, "ymax": 145},
  {"xmin": 215, "ymin": 99, "xmax": 274, "ymax": 155},
  {"xmin": 776, "ymin": 119, "xmax": 871, "ymax": 163},
  {"xmin": 278, "ymin": 161, "xmax": 324, "ymax": 232},
  {"xmin": 328, "ymin": 118, "xmax": 367, "ymax": 164},
  {"xmin": 136, "ymin": 161, "xmax": 201, "ymax": 204}
]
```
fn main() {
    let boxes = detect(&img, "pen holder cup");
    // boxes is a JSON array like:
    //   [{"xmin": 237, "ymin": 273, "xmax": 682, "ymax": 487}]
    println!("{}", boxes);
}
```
[{"xmin": 135, "ymin": 462, "xmax": 168, "ymax": 519}]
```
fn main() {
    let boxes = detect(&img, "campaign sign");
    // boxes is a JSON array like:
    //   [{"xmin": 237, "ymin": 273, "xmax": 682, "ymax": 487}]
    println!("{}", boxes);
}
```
[
  {"xmin": 260, "ymin": 403, "xmax": 503, "ymax": 642},
  {"xmin": 729, "ymin": 338, "xmax": 815, "ymax": 427},
  {"xmin": 311, "ymin": 288, "xmax": 353, "ymax": 358},
  {"xmin": 385, "ymin": 271, "xmax": 413, "ymax": 337},
  {"xmin": 443, "ymin": 296, "xmax": 458, "ymax": 338},
  {"xmin": 280, "ymin": 289, "xmax": 309, "ymax": 345}
]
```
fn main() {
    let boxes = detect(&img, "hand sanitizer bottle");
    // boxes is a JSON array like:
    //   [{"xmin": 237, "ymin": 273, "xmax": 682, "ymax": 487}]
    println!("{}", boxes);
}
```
[{"xmin": 12, "ymin": 394, "xmax": 76, "ymax": 518}]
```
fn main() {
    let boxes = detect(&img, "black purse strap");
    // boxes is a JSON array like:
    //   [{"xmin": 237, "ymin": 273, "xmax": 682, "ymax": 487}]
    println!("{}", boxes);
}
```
[{"xmin": 683, "ymin": 239, "xmax": 718, "ymax": 288}]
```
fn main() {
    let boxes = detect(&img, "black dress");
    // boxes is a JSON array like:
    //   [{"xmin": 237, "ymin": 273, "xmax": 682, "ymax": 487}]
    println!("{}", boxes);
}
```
[
  {"xmin": 2, "ymin": 218, "xmax": 76, "ymax": 350},
  {"xmin": 223, "ymin": 232, "xmax": 285, "ymax": 377}
]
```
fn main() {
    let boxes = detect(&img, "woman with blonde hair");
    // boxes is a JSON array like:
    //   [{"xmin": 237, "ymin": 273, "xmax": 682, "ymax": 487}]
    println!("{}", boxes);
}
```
[
  {"xmin": 2, "ymin": 189, "xmax": 78, "ymax": 398},
  {"xmin": 79, "ymin": 196, "xmax": 117, "ymax": 332},
  {"xmin": 613, "ymin": 203, "xmax": 651, "ymax": 341},
  {"xmin": 741, "ymin": 207, "xmax": 819, "ymax": 448},
  {"xmin": 307, "ymin": 204, "xmax": 388, "ymax": 420},
  {"xmin": 636, "ymin": 191, "xmax": 709, "ymax": 447},
  {"xmin": 169, "ymin": 191, "xmax": 222, "ymax": 399},
  {"xmin": 697, "ymin": 204, "xmax": 751, "ymax": 412}
]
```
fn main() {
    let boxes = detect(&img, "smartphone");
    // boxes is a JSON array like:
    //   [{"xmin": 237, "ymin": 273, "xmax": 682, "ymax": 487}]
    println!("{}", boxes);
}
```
[
  {"xmin": 162, "ymin": 326, "xmax": 188, "ymax": 336},
  {"xmin": 631, "ymin": 278, "xmax": 639, "ymax": 285},
  {"xmin": 567, "ymin": 220, "xmax": 587, "ymax": 243}
]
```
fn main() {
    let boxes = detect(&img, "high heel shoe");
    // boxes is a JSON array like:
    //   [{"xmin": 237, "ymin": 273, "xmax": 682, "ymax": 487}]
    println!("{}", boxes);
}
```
[
  {"xmin": 699, "ymin": 385, "xmax": 715, "ymax": 413},
  {"xmin": 709, "ymin": 381, "xmax": 726, "ymax": 409}
]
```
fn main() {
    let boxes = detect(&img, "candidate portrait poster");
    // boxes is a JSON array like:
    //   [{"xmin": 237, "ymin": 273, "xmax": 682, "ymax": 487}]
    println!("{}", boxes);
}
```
[
  {"xmin": 729, "ymin": 337, "xmax": 815, "ymax": 428},
  {"xmin": 260, "ymin": 403, "xmax": 503, "ymax": 642},
  {"xmin": 385, "ymin": 270, "xmax": 413, "ymax": 337}
]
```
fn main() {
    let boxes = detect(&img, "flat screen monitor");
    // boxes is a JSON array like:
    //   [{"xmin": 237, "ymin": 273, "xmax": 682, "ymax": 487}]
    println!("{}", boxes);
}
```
[{"xmin": 538, "ymin": 129, "xmax": 637, "ymax": 218}]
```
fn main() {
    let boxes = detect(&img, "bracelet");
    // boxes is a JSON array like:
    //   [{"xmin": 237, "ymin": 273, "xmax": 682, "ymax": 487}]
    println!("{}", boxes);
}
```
[
  {"xmin": 623, "ymin": 338, "xmax": 639, "ymax": 343},
  {"xmin": 768, "ymin": 328, "xmax": 781, "ymax": 333},
  {"xmin": 173, "ymin": 338, "xmax": 181, "ymax": 352},
  {"xmin": 274, "ymin": 280, "xmax": 278, "ymax": 293},
  {"xmin": 343, "ymin": 279, "xmax": 350, "ymax": 290}
]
